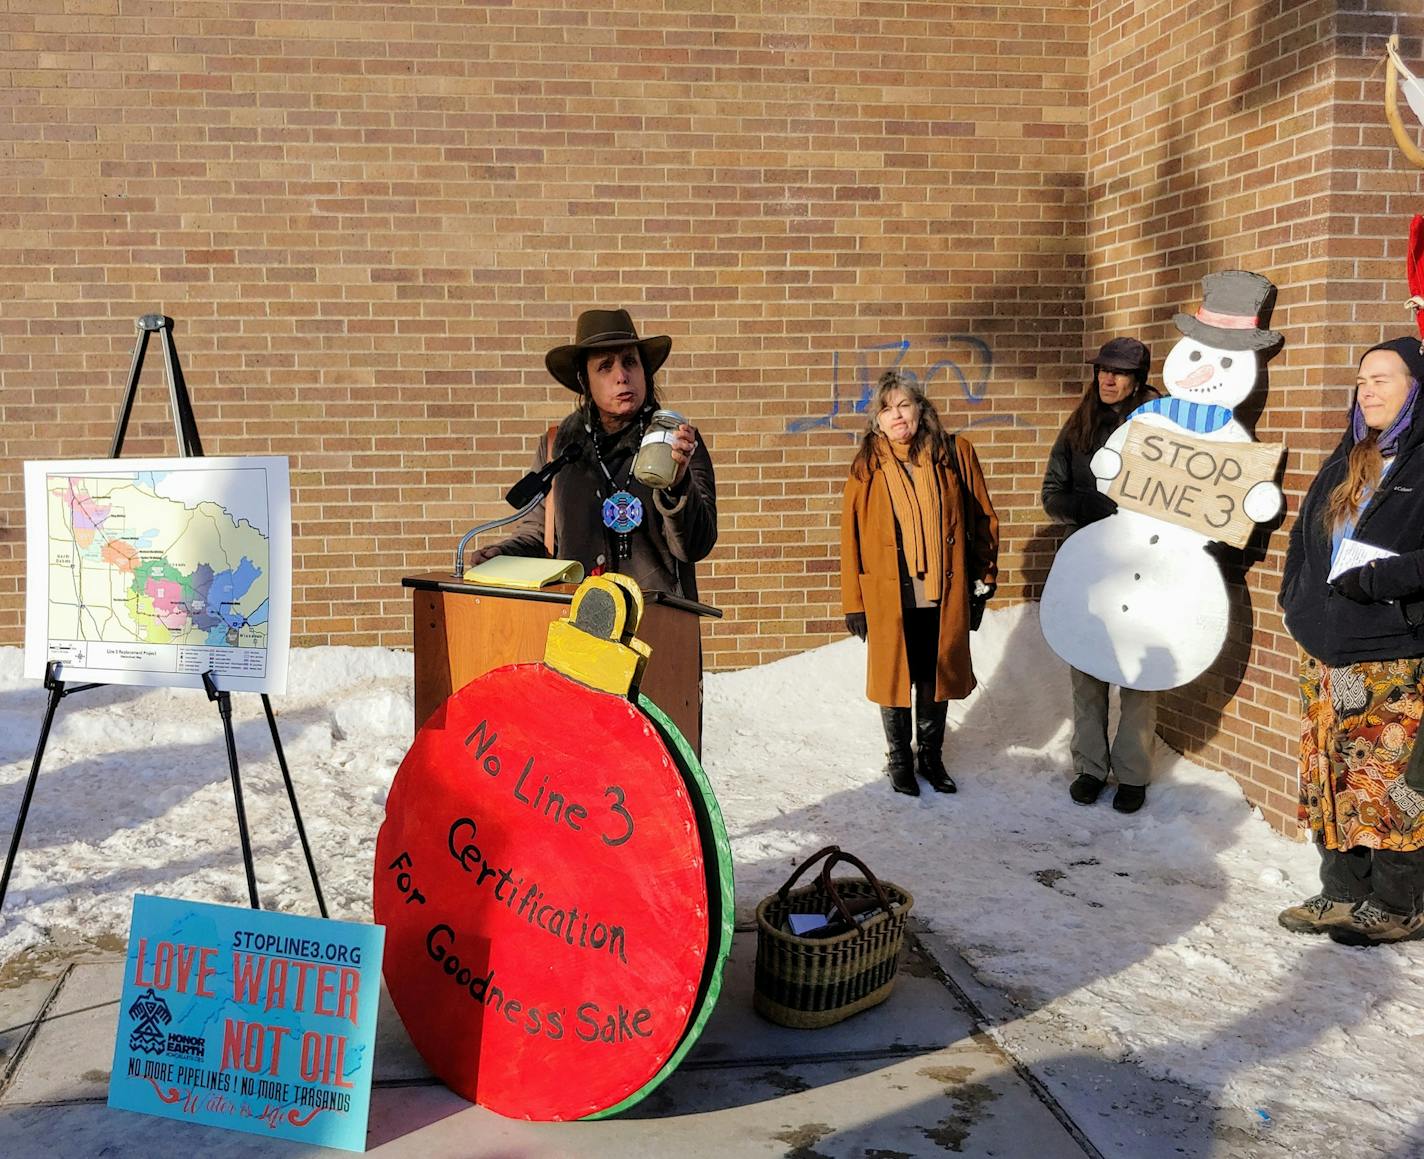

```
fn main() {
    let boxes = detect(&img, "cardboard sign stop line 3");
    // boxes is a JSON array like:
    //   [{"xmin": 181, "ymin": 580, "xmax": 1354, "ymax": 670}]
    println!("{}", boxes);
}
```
[
  {"xmin": 1107, "ymin": 424, "xmax": 1285, "ymax": 548},
  {"xmin": 373, "ymin": 575, "xmax": 733, "ymax": 1122}
]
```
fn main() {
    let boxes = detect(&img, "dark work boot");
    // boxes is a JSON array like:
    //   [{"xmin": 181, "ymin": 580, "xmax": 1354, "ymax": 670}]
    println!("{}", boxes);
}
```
[
  {"xmin": 880, "ymin": 707, "xmax": 918, "ymax": 796},
  {"xmin": 914, "ymin": 696, "xmax": 956, "ymax": 793}
]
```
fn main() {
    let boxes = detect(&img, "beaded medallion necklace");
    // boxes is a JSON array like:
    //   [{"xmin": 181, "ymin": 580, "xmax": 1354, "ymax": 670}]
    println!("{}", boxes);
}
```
[{"xmin": 586, "ymin": 412, "xmax": 649, "ymax": 564}]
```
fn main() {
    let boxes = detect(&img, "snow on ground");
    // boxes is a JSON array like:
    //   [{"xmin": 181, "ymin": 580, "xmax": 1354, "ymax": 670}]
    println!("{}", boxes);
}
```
[{"xmin": 1, "ymin": 604, "xmax": 1423, "ymax": 1155}]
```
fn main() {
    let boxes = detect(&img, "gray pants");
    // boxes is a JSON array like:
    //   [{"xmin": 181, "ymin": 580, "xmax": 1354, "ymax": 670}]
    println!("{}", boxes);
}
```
[{"xmin": 1070, "ymin": 667, "xmax": 1156, "ymax": 787}]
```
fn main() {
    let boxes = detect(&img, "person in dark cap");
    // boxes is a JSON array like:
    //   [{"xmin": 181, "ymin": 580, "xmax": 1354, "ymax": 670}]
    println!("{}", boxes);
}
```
[
  {"xmin": 472, "ymin": 308, "xmax": 716, "ymax": 598},
  {"xmin": 1041, "ymin": 337, "xmax": 1160, "ymax": 812},
  {"xmin": 1279, "ymin": 335, "xmax": 1424, "ymax": 946}
]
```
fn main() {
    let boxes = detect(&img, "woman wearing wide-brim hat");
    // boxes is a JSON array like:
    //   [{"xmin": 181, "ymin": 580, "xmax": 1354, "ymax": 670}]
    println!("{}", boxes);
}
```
[{"xmin": 472, "ymin": 308, "xmax": 717, "ymax": 598}]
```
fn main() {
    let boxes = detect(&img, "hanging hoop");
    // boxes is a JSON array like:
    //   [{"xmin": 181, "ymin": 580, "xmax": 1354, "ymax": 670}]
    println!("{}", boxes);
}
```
[{"xmin": 1386, "ymin": 35, "xmax": 1424, "ymax": 170}]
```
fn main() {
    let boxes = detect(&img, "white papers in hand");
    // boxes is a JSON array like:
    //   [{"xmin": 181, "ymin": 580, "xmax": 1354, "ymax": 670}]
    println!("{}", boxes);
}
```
[{"xmin": 1328, "ymin": 537, "xmax": 1398, "ymax": 582}]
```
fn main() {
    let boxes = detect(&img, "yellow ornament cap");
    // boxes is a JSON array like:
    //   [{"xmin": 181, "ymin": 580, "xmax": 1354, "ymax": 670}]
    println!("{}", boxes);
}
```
[{"xmin": 544, "ymin": 574, "xmax": 652, "ymax": 696}]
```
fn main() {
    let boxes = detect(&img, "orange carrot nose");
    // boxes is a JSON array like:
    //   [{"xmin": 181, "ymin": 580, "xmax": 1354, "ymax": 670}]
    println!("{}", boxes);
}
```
[{"xmin": 1174, "ymin": 363, "xmax": 1215, "ymax": 391}]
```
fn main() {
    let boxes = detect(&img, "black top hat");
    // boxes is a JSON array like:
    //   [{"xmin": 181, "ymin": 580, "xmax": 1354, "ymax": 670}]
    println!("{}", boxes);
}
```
[
  {"xmin": 1172, "ymin": 270, "xmax": 1284, "ymax": 353},
  {"xmin": 545, "ymin": 309, "xmax": 672, "ymax": 393}
]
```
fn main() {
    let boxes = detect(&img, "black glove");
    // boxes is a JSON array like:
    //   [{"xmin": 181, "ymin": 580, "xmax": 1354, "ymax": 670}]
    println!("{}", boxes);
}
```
[
  {"xmin": 845, "ymin": 612, "xmax": 868, "ymax": 641},
  {"xmin": 1076, "ymin": 491, "xmax": 1118, "ymax": 525},
  {"xmin": 969, "ymin": 584, "xmax": 996, "ymax": 631},
  {"xmin": 1331, "ymin": 566, "xmax": 1373, "ymax": 604}
]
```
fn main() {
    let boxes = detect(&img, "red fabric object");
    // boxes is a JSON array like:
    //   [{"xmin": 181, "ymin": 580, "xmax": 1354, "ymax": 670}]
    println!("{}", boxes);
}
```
[
  {"xmin": 373, "ymin": 662, "xmax": 708, "ymax": 1120},
  {"xmin": 1409, "ymin": 214, "xmax": 1424, "ymax": 342}
]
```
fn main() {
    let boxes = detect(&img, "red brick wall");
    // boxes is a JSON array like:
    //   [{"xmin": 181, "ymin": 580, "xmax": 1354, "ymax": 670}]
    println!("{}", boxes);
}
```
[
  {"xmin": 9, "ymin": 2, "xmax": 1418, "ymax": 833},
  {"xmin": 1084, "ymin": 1, "xmax": 1424, "ymax": 833},
  {"xmin": 0, "ymin": 1, "xmax": 1087, "ymax": 669}
]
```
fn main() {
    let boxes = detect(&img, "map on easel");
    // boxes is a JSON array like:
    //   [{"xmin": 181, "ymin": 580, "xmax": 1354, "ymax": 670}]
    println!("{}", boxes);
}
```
[{"xmin": 23, "ymin": 456, "xmax": 292, "ymax": 695}]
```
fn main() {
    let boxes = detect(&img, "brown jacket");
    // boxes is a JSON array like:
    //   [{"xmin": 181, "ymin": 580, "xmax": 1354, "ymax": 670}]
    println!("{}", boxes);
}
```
[
  {"xmin": 493, "ymin": 410, "xmax": 717, "ymax": 599},
  {"xmin": 840, "ymin": 435, "xmax": 999, "ymax": 707}
]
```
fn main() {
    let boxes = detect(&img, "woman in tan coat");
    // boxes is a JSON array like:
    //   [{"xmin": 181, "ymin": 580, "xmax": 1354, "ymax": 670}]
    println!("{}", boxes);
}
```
[{"xmin": 840, "ymin": 370, "xmax": 1000, "ymax": 795}]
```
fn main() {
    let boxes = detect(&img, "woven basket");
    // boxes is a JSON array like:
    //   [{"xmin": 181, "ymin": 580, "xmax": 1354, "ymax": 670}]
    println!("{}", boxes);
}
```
[{"xmin": 754, "ymin": 845, "xmax": 914, "ymax": 1029}]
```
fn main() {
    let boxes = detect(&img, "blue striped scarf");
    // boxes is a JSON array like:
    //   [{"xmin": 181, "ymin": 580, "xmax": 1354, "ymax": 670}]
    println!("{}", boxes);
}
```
[{"xmin": 1130, "ymin": 397, "xmax": 1233, "ymax": 433}]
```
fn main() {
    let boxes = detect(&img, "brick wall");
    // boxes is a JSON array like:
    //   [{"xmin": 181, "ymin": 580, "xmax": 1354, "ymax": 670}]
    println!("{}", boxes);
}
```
[
  {"xmin": 7, "ymin": 2, "xmax": 1418, "ymax": 834},
  {"xmin": 0, "ymin": 0, "xmax": 1087, "ymax": 671},
  {"xmin": 1084, "ymin": 1, "xmax": 1424, "ymax": 833}
]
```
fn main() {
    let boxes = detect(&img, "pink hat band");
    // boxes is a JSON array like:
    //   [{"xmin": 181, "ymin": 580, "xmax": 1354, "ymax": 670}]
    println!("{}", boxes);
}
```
[{"xmin": 1195, "ymin": 306, "xmax": 1258, "ymax": 330}]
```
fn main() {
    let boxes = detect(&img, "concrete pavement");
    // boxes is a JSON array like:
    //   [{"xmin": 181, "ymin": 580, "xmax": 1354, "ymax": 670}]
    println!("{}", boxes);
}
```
[{"xmin": 0, "ymin": 926, "xmax": 1095, "ymax": 1158}]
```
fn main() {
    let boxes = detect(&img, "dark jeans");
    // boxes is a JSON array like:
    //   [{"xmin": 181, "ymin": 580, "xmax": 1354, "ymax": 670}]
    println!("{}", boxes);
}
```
[
  {"xmin": 1319, "ymin": 842, "xmax": 1424, "ymax": 916},
  {"xmin": 903, "ymin": 606, "xmax": 940, "ymax": 700}
]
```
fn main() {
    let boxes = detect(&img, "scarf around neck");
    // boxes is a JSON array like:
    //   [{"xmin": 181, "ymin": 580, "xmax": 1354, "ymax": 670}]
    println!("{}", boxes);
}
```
[
  {"xmin": 1130, "ymin": 396, "xmax": 1233, "ymax": 434},
  {"xmin": 875, "ymin": 435, "xmax": 945, "ymax": 603}
]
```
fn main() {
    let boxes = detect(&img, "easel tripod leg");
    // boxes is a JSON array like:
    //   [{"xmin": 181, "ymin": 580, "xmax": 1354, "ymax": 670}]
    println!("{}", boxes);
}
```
[
  {"xmin": 262, "ymin": 694, "xmax": 328, "ymax": 918},
  {"xmin": 205, "ymin": 674, "xmax": 260, "ymax": 910},
  {"xmin": 0, "ymin": 677, "xmax": 66, "ymax": 917}
]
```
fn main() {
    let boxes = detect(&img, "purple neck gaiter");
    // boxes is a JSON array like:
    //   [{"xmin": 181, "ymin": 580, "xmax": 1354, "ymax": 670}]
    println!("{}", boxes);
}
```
[{"xmin": 1353, "ymin": 377, "xmax": 1421, "ymax": 456}]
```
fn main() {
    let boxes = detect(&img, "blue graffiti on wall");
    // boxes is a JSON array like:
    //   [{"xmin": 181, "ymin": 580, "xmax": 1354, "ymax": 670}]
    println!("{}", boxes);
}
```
[{"xmin": 789, "ymin": 335, "xmax": 1026, "ymax": 435}]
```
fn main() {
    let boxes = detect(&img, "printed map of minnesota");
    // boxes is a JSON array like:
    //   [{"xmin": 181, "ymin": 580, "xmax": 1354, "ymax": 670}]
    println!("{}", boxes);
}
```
[{"xmin": 48, "ymin": 475, "xmax": 269, "ymax": 648}]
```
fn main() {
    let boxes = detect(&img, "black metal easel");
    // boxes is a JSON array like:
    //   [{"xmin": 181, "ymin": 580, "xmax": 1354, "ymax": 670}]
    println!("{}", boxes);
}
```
[{"xmin": 0, "ymin": 314, "xmax": 327, "ymax": 918}]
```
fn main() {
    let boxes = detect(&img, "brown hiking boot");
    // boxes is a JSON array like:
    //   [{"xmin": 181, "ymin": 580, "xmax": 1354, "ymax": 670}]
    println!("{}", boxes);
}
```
[
  {"xmin": 1327, "ymin": 898, "xmax": 1424, "ymax": 947},
  {"xmin": 1276, "ymin": 894, "xmax": 1356, "ymax": 935}
]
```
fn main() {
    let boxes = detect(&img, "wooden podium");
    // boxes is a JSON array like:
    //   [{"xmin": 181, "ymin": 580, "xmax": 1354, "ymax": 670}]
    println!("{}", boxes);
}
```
[{"xmin": 403, "ymin": 573, "xmax": 721, "ymax": 757}]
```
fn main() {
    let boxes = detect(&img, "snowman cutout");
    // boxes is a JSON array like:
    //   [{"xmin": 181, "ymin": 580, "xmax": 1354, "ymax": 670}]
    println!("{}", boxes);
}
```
[{"xmin": 1040, "ymin": 271, "xmax": 1284, "ymax": 690}]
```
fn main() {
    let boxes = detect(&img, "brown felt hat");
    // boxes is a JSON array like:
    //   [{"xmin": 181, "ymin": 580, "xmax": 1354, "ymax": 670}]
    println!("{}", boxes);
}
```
[{"xmin": 544, "ymin": 309, "xmax": 672, "ymax": 393}]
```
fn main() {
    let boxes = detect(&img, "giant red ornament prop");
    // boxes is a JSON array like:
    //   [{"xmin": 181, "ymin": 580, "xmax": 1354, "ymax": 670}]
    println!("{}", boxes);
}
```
[{"xmin": 373, "ymin": 575, "xmax": 730, "ymax": 1120}]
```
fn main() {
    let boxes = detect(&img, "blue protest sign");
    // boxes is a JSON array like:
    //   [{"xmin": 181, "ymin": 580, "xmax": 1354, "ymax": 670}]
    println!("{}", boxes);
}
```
[{"xmin": 108, "ymin": 895, "xmax": 384, "ymax": 1152}]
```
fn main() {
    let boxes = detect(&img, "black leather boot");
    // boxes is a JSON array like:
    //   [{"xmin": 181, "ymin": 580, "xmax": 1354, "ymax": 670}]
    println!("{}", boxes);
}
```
[
  {"xmin": 915, "ymin": 696, "xmax": 956, "ymax": 793},
  {"xmin": 880, "ymin": 707, "xmax": 918, "ymax": 796}
]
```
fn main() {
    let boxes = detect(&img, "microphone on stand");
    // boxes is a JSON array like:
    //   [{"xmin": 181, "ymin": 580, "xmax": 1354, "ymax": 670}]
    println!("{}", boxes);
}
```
[
  {"xmin": 455, "ymin": 442, "xmax": 585, "ymax": 575},
  {"xmin": 505, "ymin": 441, "xmax": 583, "ymax": 508}
]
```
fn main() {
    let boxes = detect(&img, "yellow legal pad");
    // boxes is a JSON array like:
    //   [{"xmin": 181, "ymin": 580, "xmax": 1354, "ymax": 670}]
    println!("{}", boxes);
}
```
[{"xmin": 463, "ymin": 555, "xmax": 586, "ymax": 589}]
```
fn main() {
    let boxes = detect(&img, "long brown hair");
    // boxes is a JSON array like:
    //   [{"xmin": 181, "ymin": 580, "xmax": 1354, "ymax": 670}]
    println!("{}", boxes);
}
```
[
  {"xmin": 850, "ymin": 370, "xmax": 953, "ymax": 479},
  {"xmin": 1061, "ymin": 371, "xmax": 1154, "ymax": 454},
  {"xmin": 1322, "ymin": 430, "xmax": 1383, "ymax": 533}
]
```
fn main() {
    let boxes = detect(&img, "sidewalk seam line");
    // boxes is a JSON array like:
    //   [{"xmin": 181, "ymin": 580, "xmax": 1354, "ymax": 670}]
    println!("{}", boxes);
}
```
[
  {"xmin": 907, "ymin": 923, "xmax": 1107, "ymax": 1159},
  {"xmin": 0, "ymin": 963, "xmax": 73, "ymax": 1101}
]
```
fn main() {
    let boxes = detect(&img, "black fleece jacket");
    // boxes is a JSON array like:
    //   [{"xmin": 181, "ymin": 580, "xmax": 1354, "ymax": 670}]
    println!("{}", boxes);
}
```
[
  {"xmin": 1280, "ymin": 417, "xmax": 1424, "ymax": 665},
  {"xmin": 1041, "ymin": 389, "xmax": 1157, "ymax": 528}
]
